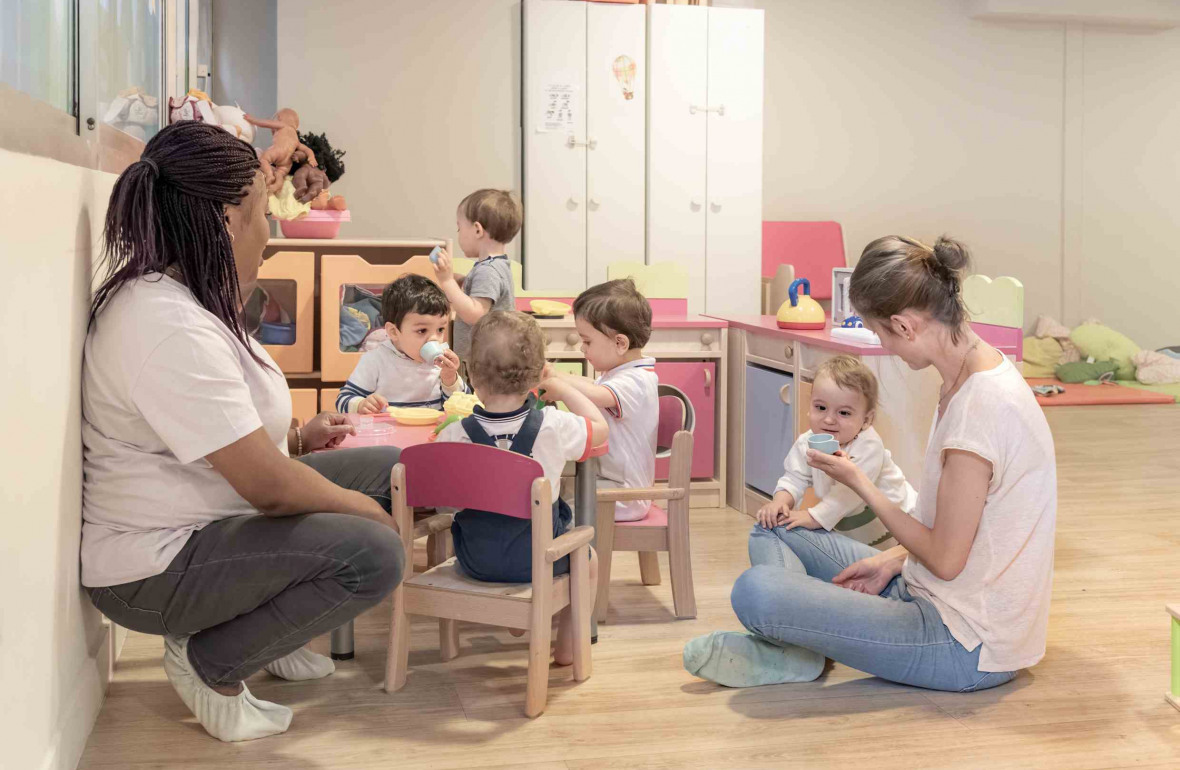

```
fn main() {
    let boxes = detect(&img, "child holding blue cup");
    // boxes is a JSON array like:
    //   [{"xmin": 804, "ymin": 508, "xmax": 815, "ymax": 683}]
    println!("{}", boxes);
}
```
[
  {"xmin": 335, "ymin": 274, "xmax": 465, "ymax": 414},
  {"xmin": 755, "ymin": 355, "xmax": 916, "ymax": 549}
]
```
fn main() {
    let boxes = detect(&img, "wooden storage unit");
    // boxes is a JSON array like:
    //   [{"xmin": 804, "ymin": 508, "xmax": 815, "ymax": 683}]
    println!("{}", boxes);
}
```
[
  {"xmin": 320, "ymin": 254, "xmax": 438, "ymax": 383},
  {"xmin": 252, "ymin": 251, "xmax": 315, "ymax": 373},
  {"xmin": 290, "ymin": 388, "xmax": 319, "ymax": 427}
]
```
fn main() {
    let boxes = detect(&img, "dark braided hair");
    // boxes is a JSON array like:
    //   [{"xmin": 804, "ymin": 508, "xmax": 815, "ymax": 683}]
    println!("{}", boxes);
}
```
[{"xmin": 91, "ymin": 121, "xmax": 266, "ymax": 365}]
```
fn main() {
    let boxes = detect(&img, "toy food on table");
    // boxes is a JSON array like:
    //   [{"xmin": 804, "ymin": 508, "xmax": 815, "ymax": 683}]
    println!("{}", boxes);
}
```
[
  {"xmin": 443, "ymin": 392, "xmax": 482, "ymax": 418},
  {"xmin": 530, "ymin": 299, "xmax": 571, "ymax": 317},
  {"xmin": 387, "ymin": 407, "xmax": 444, "ymax": 426}
]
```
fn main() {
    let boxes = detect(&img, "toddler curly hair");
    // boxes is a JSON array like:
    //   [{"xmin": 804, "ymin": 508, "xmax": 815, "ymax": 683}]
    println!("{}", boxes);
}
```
[{"xmin": 468, "ymin": 311, "xmax": 546, "ymax": 396}]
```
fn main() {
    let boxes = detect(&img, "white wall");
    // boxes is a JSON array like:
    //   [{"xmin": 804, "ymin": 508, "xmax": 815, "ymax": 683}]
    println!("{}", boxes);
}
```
[
  {"xmin": 211, "ymin": 0, "xmax": 278, "ymax": 150},
  {"xmin": 0, "ymin": 149, "xmax": 116, "ymax": 770},
  {"xmin": 1074, "ymin": 24, "xmax": 1180, "ymax": 349},
  {"xmin": 276, "ymin": 0, "xmax": 1178, "ymax": 348},
  {"xmin": 721, "ymin": 0, "xmax": 1178, "ymax": 348},
  {"xmin": 277, "ymin": 0, "xmax": 522, "ymax": 259}
]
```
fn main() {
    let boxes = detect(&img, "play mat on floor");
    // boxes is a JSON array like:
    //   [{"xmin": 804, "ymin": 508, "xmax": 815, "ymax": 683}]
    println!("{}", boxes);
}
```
[
  {"xmin": 1023, "ymin": 315, "xmax": 1179, "ymax": 406},
  {"xmin": 1026, "ymin": 378, "xmax": 1177, "ymax": 407}
]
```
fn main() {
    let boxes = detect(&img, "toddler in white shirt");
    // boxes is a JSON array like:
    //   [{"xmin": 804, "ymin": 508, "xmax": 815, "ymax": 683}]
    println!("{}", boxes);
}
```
[
  {"xmin": 544, "ymin": 279, "xmax": 659, "ymax": 522},
  {"xmin": 756, "ymin": 355, "xmax": 916, "ymax": 549},
  {"xmin": 336, "ymin": 274, "xmax": 464, "ymax": 414}
]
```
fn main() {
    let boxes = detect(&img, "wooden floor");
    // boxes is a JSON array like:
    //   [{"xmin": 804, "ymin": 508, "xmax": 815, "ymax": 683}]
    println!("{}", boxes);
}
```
[{"xmin": 80, "ymin": 405, "xmax": 1180, "ymax": 769}]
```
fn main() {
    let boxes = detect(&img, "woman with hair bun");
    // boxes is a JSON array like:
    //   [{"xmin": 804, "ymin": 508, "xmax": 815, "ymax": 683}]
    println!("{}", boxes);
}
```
[{"xmin": 713, "ymin": 236, "xmax": 1056, "ymax": 693}]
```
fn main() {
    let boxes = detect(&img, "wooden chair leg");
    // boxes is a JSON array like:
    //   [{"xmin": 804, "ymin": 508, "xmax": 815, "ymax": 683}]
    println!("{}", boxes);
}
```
[
  {"xmin": 439, "ymin": 619, "xmax": 459, "ymax": 661},
  {"xmin": 384, "ymin": 585, "xmax": 411, "ymax": 692},
  {"xmin": 594, "ymin": 501, "xmax": 616, "ymax": 624},
  {"xmin": 638, "ymin": 551, "xmax": 662, "ymax": 585},
  {"xmin": 667, "ymin": 509, "xmax": 697, "ymax": 620},
  {"xmin": 569, "ymin": 545, "xmax": 593, "ymax": 683},
  {"xmin": 426, "ymin": 531, "xmax": 448, "ymax": 568},
  {"xmin": 525, "ymin": 599, "xmax": 553, "ymax": 718}
]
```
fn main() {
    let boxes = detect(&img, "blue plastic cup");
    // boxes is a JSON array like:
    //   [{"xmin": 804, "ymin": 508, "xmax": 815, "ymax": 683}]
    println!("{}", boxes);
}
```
[
  {"xmin": 429, "ymin": 245, "xmax": 443, "ymax": 264},
  {"xmin": 807, "ymin": 433, "xmax": 840, "ymax": 455},
  {"xmin": 420, "ymin": 340, "xmax": 449, "ymax": 363}
]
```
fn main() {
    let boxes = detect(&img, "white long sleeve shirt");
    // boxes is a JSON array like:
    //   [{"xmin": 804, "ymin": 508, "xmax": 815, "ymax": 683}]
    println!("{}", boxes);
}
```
[{"xmin": 775, "ymin": 427, "xmax": 917, "ymax": 533}]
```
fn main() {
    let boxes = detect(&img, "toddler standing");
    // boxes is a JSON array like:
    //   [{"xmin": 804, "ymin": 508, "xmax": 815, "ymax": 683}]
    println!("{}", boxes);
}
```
[{"xmin": 430, "ymin": 189, "xmax": 520, "ymax": 362}]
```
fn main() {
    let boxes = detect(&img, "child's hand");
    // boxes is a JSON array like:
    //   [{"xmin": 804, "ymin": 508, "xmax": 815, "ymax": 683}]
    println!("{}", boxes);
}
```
[
  {"xmin": 432, "ymin": 247, "xmax": 455, "ymax": 284},
  {"xmin": 757, "ymin": 499, "xmax": 790, "ymax": 529},
  {"xmin": 782, "ymin": 509, "xmax": 822, "ymax": 531},
  {"xmin": 541, "ymin": 362, "xmax": 556, "ymax": 382},
  {"xmin": 437, "ymin": 349, "xmax": 461, "ymax": 386},
  {"xmin": 357, "ymin": 394, "xmax": 389, "ymax": 415}
]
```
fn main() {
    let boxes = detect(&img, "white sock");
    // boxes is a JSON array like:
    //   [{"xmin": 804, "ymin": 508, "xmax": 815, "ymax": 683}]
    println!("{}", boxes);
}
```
[
  {"xmin": 163, "ymin": 635, "xmax": 293, "ymax": 742},
  {"xmin": 264, "ymin": 646, "xmax": 336, "ymax": 681}
]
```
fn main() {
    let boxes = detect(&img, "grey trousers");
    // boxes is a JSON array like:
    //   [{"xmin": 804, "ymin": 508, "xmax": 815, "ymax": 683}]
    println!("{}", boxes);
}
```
[{"xmin": 87, "ymin": 446, "xmax": 405, "ymax": 687}]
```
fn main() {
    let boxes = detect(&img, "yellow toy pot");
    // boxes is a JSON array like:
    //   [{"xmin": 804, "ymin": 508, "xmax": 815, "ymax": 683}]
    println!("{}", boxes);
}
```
[{"xmin": 776, "ymin": 278, "xmax": 826, "ymax": 330}]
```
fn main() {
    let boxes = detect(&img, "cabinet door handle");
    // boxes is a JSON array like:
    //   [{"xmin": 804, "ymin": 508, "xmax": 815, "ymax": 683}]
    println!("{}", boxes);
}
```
[
  {"xmin": 566, "ymin": 135, "xmax": 596, "ymax": 149},
  {"xmin": 689, "ymin": 104, "xmax": 725, "ymax": 116},
  {"xmin": 690, "ymin": 199, "xmax": 702, "ymax": 211},
  {"xmin": 588, "ymin": 198, "xmax": 600, "ymax": 211},
  {"xmin": 784, "ymin": 344, "xmax": 794, "ymax": 360},
  {"xmin": 710, "ymin": 201, "xmax": 722, "ymax": 213},
  {"xmin": 779, "ymin": 383, "xmax": 791, "ymax": 405},
  {"xmin": 704, "ymin": 369, "xmax": 712, "ymax": 390},
  {"xmin": 566, "ymin": 332, "xmax": 580, "ymax": 347},
  {"xmin": 700, "ymin": 332, "xmax": 714, "ymax": 348},
  {"xmin": 566, "ymin": 197, "xmax": 579, "ymax": 210}
]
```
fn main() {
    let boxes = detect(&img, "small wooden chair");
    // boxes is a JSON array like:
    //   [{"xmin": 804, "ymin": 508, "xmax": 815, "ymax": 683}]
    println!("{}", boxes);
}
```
[
  {"xmin": 384, "ymin": 442, "xmax": 595, "ymax": 717},
  {"xmin": 594, "ymin": 424, "xmax": 696, "ymax": 623}
]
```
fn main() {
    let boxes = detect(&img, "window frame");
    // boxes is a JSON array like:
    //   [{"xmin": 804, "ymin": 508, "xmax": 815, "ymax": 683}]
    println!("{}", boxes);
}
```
[{"xmin": 1, "ymin": 0, "xmax": 191, "ymax": 175}]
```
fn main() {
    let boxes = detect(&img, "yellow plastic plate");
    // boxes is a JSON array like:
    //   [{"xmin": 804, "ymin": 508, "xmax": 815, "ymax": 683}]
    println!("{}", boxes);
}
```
[
  {"xmin": 530, "ymin": 299, "xmax": 571, "ymax": 317},
  {"xmin": 387, "ymin": 407, "xmax": 444, "ymax": 426}
]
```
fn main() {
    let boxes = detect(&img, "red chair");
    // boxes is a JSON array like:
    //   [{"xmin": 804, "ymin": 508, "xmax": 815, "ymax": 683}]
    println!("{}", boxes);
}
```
[
  {"xmin": 384, "ymin": 442, "xmax": 595, "ymax": 717},
  {"xmin": 594, "ymin": 392, "xmax": 696, "ymax": 622}
]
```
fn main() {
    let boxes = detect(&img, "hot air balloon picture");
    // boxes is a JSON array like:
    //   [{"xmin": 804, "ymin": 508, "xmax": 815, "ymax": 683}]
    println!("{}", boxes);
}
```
[{"xmin": 612, "ymin": 55, "xmax": 637, "ymax": 101}]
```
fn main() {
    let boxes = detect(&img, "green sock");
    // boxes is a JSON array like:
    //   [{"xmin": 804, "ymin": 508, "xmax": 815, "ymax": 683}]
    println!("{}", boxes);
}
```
[{"xmin": 683, "ymin": 631, "xmax": 825, "ymax": 687}]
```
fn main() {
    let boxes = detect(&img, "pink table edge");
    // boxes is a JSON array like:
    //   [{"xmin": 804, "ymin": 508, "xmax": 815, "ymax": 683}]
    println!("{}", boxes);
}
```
[{"xmin": 709, "ymin": 314, "xmax": 1022, "ymax": 360}]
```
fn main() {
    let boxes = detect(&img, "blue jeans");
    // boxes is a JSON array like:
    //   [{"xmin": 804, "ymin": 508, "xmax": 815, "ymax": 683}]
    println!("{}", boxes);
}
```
[{"xmin": 733, "ymin": 525, "xmax": 1016, "ymax": 692}]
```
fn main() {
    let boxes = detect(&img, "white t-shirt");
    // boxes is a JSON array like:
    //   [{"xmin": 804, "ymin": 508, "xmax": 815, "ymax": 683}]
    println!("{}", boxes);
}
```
[
  {"xmin": 336, "ymin": 339, "xmax": 464, "ymax": 413},
  {"xmin": 775, "ymin": 427, "xmax": 916, "ymax": 547},
  {"xmin": 81, "ymin": 274, "xmax": 292, "ymax": 587},
  {"xmin": 435, "ymin": 403, "xmax": 591, "ymax": 499},
  {"xmin": 596, "ymin": 357, "xmax": 659, "ymax": 522},
  {"xmin": 903, "ymin": 356, "xmax": 1057, "ymax": 672}
]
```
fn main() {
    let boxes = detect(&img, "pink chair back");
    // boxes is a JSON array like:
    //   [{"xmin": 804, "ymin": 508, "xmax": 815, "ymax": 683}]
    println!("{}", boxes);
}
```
[
  {"xmin": 399, "ymin": 443, "xmax": 543, "ymax": 520},
  {"xmin": 761, "ymin": 221, "xmax": 846, "ymax": 299}
]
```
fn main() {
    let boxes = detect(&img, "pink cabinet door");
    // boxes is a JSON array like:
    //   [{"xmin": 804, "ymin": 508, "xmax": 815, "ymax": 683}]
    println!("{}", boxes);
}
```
[{"xmin": 654, "ymin": 361, "xmax": 716, "ymax": 480}]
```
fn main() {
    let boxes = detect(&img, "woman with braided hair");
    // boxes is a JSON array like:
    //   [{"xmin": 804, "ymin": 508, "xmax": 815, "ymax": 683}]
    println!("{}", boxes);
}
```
[
  {"xmin": 81, "ymin": 122, "xmax": 404, "ymax": 742},
  {"xmin": 697, "ymin": 236, "xmax": 1057, "ymax": 693}
]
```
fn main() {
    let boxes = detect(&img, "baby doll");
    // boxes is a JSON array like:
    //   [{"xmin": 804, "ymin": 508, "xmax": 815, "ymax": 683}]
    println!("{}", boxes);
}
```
[{"xmin": 246, "ymin": 108, "xmax": 319, "ymax": 193}]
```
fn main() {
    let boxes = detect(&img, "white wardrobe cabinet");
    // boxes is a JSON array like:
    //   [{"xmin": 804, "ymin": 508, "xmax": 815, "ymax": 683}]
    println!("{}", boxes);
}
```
[
  {"xmin": 647, "ymin": 5, "xmax": 764, "ymax": 315},
  {"xmin": 523, "ymin": 0, "xmax": 646, "ymax": 291}
]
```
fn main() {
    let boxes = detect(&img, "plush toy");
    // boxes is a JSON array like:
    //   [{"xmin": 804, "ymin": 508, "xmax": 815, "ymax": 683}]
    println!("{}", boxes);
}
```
[
  {"xmin": 104, "ymin": 87, "xmax": 160, "ymax": 141},
  {"xmin": 246, "ymin": 108, "xmax": 319, "ymax": 193},
  {"xmin": 169, "ymin": 88, "xmax": 255, "ymax": 143}
]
